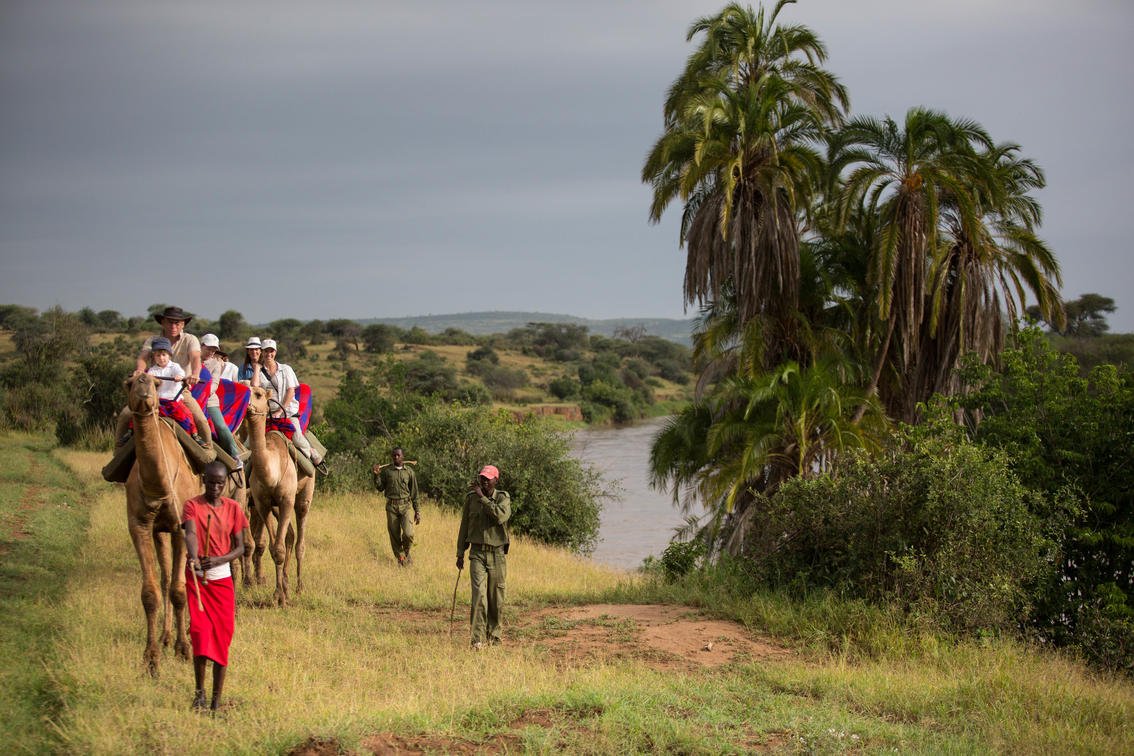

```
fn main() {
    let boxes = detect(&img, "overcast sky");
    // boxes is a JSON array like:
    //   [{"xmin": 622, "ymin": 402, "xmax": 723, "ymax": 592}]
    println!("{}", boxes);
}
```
[{"xmin": 2, "ymin": 0, "xmax": 1132, "ymax": 330}]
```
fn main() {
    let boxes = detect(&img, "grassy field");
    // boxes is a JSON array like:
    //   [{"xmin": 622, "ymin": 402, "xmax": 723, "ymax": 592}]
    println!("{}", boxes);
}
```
[{"xmin": 2, "ymin": 431, "xmax": 1133, "ymax": 753}]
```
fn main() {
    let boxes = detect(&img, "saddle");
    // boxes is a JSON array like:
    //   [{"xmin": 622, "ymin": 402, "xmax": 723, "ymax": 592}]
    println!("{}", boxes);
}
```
[
  {"xmin": 256, "ymin": 429, "xmax": 326, "ymax": 480},
  {"xmin": 101, "ymin": 417, "xmax": 218, "ymax": 484}
]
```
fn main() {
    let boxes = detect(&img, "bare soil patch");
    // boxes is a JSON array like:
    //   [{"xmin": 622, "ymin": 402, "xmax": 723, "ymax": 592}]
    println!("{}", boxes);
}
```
[{"xmin": 522, "ymin": 603, "xmax": 792, "ymax": 671}]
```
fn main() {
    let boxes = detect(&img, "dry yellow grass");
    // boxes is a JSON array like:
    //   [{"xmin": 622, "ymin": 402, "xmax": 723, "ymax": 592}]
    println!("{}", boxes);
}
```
[
  {"xmin": 24, "ymin": 448, "xmax": 1134, "ymax": 754},
  {"xmin": 50, "ymin": 450, "xmax": 637, "ymax": 753}
]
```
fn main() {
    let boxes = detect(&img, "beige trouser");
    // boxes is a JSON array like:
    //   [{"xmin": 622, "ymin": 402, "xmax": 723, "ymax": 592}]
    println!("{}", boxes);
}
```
[
  {"xmin": 286, "ymin": 417, "xmax": 318, "ymax": 461},
  {"xmin": 468, "ymin": 543, "xmax": 506, "ymax": 645}
]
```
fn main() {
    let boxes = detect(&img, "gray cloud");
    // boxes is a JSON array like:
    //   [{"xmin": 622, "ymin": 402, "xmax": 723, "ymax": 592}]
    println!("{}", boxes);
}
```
[{"xmin": 1, "ymin": 0, "xmax": 1131, "ymax": 329}]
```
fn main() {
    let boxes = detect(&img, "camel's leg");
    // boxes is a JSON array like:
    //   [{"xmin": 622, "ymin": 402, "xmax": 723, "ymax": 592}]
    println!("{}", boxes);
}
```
[
  {"xmin": 129, "ymin": 520, "xmax": 162, "ymax": 677},
  {"xmin": 251, "ymin": 503, "xmax": 269, "ymax": 586},
  {"xmin": 169, "ymin": 522, "xmax": 190, "ymax": 660},
  {"xmin": 272, "ymin": 504, "xmax": 294, "ymax": 608},
  {"xmin": 247, "ymin": 502, "xmax": 263, "ymax": 587},
  {"xmin": 238, "ymin": 524, "xmax": 253, "ymax": 587},
  {"xmin": 293, "ymin": 477, "xmax": 314, "ymax": 595},
  {"xmin": 154, "ymin": 529, "xmax": 173, "ymax": 650}
]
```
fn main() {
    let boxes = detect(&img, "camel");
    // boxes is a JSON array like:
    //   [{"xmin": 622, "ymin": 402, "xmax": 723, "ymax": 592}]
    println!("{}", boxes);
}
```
[
  {"xmin": 244, "ymin": 385, "xmax": 314, "ymax": 607},
  {"xmin": 123, "ymin": 373, "xmax": 200, "ymax": 676}
]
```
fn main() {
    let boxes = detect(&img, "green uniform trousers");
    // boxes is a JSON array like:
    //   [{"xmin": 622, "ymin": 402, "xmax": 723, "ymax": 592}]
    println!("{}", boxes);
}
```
[
  {"xmin": 469, "ymin": 543, "xmax": 506, "ymax": 644},
  {"xmin": 386, "ymin": 499, "xmax": 415, "ymax": 560}
]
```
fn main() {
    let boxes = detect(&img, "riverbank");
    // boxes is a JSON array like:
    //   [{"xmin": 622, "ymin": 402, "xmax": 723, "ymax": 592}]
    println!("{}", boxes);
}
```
[{"xmin": 4, "ymin": 432, "xmax": 1132, "ymax": 753}]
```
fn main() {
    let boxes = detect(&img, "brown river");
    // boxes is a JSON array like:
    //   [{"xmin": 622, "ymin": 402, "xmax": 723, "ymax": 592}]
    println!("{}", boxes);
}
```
[{"xmin": 570, "ymin": 417, "xmax": 691, "ymax": 570}]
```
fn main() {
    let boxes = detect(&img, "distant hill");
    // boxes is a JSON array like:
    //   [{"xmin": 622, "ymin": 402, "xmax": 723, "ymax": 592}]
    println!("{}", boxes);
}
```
[{"xmin": 357, "ymin": 311, "xmax": 696, "ymax": 344}]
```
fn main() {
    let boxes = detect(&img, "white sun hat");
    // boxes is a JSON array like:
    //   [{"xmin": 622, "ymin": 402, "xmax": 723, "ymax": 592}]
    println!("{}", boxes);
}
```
[
  {"xmin": 244, "ymin": 336, "xmax": 262, "ymax": 349},
  {"xmin": 201, "ymin": 333, "xmax": 220, "ymax": 348},
  {"xmin": 261, "ymin": 339, "xmax": 278, "ymax": 351}
]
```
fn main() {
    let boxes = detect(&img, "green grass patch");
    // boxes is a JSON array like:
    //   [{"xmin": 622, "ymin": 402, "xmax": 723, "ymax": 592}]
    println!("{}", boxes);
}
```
[{"xmin": 0, "ymin": 432, "xmax": 91, "ymax": 752}]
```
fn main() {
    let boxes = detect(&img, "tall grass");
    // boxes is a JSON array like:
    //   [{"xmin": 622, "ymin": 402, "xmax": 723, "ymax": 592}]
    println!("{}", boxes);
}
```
[{"xmin": 5, "ymin": 435, "xmax": 1132, "ymax": 753}]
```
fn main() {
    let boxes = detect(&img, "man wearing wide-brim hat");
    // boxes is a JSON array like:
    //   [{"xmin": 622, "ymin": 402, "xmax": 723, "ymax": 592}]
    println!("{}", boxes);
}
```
[{"xmin": 115, "ymin": 305, "xmax": 212, "ymax": 450}]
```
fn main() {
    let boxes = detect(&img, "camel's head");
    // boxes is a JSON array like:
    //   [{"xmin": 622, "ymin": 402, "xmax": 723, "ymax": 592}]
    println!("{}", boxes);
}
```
[
  {"xmin": 247, "ymin": 385, "xmax": 270, "ymax": 418},
  {"xmin": 126, "ymin": 373, "xmax": 161, "ymax": 415}
]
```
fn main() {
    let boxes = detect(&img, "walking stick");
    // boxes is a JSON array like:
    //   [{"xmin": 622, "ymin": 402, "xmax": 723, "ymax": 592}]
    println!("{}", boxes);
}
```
[
  {"xmin": 201, "ymin": 512, "xmax": 213, "ymax": 585},
  {"xmin": 189, "ymin": 564, "xmax": 205, "ymax": 612},
  {"xmin": 449, "ymin": 567, "xmax": 462, "ymax": 641}
]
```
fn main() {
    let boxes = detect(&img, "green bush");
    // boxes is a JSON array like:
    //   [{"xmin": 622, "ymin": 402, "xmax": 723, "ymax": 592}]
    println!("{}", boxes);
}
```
[
  {"xmin": 395, "ymin": 403, "xmax": 603, "ymax": 553},
  {"xmin": 548, "ymin": 376, "xmax": 578, "ymax": 400},
  {"xmin": 748, "ymin": 414, "xmax": 1056, "ymax": 634},
  {"xmin": 959, "ymin": 327, "xmax": 1134, "ymax": 670},
  {"xmin": 660, "ymin": 539, "xmax": 705, "ymax": 582}
]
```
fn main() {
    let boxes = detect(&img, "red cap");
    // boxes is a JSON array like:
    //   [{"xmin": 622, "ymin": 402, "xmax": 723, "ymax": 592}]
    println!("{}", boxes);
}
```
[{"xmin": 478, "ymin": 465, "xmax": 500, "ymax": 481}]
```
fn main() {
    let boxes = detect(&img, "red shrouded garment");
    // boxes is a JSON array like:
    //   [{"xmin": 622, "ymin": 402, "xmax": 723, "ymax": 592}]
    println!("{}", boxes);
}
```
[{"xmin": 183, "ymin": 496, "xmax": 248, "ymax": 665}]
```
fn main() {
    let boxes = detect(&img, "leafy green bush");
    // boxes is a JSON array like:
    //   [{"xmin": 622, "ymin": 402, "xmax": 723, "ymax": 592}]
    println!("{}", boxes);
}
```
[
  {"xmin": 548, "ymin": 376, "xmax": 579, "ymax": 400},
  {"xmin": 959, "ymin": 327, "xmax": 1134, "ymax": 670},
  {"xmin": 749, "ymin": 413, "xmax": 1056, "ymax": 634},
  {"xmin": 660, "ymin": 539, "xmax": 705, "ymax": 582},
  {"xmin": 395, "ymin": 403, "xmax": 603, "ymax": 553}
]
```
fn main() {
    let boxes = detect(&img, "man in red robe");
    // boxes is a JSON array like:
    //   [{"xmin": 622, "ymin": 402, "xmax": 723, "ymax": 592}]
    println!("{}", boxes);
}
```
[{"xmin": 183, "ymin": 461, "xmax": 248, "ymax": 711}]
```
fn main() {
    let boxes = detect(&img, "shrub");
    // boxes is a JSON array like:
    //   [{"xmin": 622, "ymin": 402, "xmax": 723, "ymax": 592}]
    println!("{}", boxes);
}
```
[
  {"xmin": 748, "ymin": 414, "xmax": 1056, "ymax": 634},
  {"xmin": 466, "ymin": 345, "xmax": 499, "ymax": 371},
  {"xmin": 660, "ymin": 539, "xmax": 705, "ymax": 582},
  {"xmin": 396, "ymin": 403, "xmax": 603, "ymax": 553},
  {"xmin": 959, "ymin": 327, "xmax": 1134, "ymax": 670},
  {"xmin": 548, "ymin": 376, "xmax": 578, "ymax": 400}
]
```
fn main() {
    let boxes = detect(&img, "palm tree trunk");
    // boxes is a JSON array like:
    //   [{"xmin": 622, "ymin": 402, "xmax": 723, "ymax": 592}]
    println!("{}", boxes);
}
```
[{"xmin": 853, "ymin": 313, "xmax": 897, "ymax": 423}]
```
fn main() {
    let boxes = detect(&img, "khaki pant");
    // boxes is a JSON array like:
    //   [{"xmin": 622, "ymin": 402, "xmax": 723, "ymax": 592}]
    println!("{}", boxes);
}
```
[
  {"xmin": 386, "ymin": 499, "xmax": 415, "ymax": 560},
  {"xmin": 469, "ymin": 543, "xmax": 506, "ymax": 645}
]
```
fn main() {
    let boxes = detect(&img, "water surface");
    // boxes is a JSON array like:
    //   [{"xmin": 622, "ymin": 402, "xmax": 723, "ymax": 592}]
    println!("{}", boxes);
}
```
[{"xmin": 570, "ymin": 417, "xmax": 689, "ymax": 570}]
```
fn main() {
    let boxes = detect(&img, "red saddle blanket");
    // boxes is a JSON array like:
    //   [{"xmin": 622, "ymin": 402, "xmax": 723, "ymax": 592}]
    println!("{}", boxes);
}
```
[{"xmin": 265, "ymin": 384, "xmax": 312, "ymax": 439}]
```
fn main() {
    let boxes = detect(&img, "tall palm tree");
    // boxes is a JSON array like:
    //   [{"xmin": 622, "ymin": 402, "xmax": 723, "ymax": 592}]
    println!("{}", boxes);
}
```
[
  {"xmin": 643, "ymin": 1, "xmax": 848, "ymax": 351},
  {"xmin": 908, "ymin": 143, "xmax": 1064, "ymax": 410},
  {"xmin": 830, "ymin": 108, "xmax": 993, "ymax": 418}
]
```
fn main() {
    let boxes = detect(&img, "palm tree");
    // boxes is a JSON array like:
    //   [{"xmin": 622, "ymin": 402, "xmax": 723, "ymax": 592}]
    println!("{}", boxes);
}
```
[
  {"xmin": 830, "ymin": 108, "xmax": 994, "ymax": 419},
  {"xmin": 832, "ymin": 111, "xmax": 1064, "ymax": 419},
  {"xmin": 651, "ymin": 355, "xmax": 885, "ymax": 555},
  {"xmin": 643, "ymin": 1, "xmax": 848, "ymax": 353},
  {"xmin": 909, "ymin": 143, "xmax": 1064, "ymax": 409}
]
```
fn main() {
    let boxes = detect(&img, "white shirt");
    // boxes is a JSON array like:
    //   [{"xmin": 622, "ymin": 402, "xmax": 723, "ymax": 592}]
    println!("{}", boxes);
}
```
[
  {"xmin": 220, "ymin": 361, "xmax": 239, "ymax": 382},
  {"xmin": 262, "ymin": 362, "xmax": 300, "ymax": 417},
  {"xmin": 148, "ymin": 362, "xmax": 186, "ymax": 401}
]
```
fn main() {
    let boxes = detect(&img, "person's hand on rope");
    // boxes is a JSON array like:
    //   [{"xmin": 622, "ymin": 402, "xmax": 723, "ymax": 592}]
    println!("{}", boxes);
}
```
[
  {"xmin": 456, "ymin": 555, "xmax": 464, "ymax": 570},
  {"xmin": 414, "ymin": 510, "xmax": 421, "ymax": 525}
]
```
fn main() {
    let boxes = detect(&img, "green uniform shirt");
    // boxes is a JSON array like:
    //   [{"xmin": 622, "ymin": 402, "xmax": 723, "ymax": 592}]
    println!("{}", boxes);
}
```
[
  {"xmin": 374, "ymin": 465, "xmax": 419, "ymax": 513},
  {"xmin": 456, "ymin": 489, "xmax": 511, "ymax": 557}
]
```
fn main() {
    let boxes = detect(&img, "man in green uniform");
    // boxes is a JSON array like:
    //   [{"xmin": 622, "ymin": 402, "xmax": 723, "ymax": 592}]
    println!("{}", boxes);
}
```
[
  {"xmin": 372, "ymin": 447, "xmax": 420, "ymax": 566},
  {"xmin": 455, "ymin": 464, "xmax": 511, "ymax": 650}
]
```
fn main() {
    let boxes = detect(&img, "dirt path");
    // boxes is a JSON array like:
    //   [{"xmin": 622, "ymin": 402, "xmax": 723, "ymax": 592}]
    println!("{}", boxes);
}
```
[{"xmin": 292, "ymin": 603, "xmax": 792, "ymax": 755}]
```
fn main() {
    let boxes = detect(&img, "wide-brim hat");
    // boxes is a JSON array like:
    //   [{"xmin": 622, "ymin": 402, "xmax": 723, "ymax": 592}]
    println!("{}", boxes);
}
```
[
  {"xmin": 244, "ymin": 336, "xmax": 262, "ymax": 349},
  {"xmin": 153, "ymin": 306, "xmax": 193, "ymax": 324}
]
